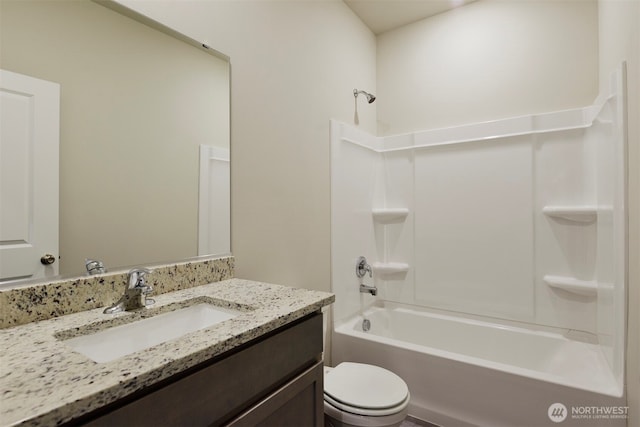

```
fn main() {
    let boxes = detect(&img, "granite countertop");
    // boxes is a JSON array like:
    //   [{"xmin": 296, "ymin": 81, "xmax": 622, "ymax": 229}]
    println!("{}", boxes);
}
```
[{"xmin": 0, "ymin": 279, "xmax": 334, "ymax": 426}]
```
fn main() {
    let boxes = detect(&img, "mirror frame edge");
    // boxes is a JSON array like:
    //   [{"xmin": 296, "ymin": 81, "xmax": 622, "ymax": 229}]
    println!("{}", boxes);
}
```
[{"xmin": 94, "ymin": 0, "xmax": 230, "ymax": 62}]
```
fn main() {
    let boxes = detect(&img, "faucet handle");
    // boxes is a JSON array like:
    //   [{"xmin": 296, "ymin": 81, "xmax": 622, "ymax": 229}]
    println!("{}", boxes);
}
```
[
  {"xmin": 128, "ymin": 267, "xmax": 152, "ymax": 288},
  {"xmin": 356, "ymin": 256, "xmax": 372, "ymax": 278}
]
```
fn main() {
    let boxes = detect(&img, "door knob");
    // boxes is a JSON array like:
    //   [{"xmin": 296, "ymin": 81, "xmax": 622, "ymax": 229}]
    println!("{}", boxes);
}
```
[{"xmin": 40, "ymin": 254, "xmax": 56, "ymax": 265}]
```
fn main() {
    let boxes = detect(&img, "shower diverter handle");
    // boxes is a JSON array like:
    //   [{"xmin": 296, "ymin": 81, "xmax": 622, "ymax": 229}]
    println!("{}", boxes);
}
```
[{"xmin": 356, "ymin": 256, "xmax": 372, "ymax": 279}]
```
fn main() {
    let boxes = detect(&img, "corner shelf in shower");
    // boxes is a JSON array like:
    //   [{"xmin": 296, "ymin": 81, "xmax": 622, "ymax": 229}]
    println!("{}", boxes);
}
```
[
  {"xmin": 372, "ymin": 208, "xmax": 409, "ymax": 224},
  {"xmin": 543, "ymin": 275, "xmax": 597, "ymax": 297},
  {"xmin": 542, "ymin": 205, "xmax": 600, "ymax": 223},
  {"xmin": 372, "ymin": 262, "xmax": 410, "ymax": 277}
]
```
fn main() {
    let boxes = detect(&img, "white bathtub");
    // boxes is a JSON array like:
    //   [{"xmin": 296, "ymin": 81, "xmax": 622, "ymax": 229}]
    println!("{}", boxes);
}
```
[{"xmin": 331, "ymin": 302, "xmax": 626, "ymax": 427}]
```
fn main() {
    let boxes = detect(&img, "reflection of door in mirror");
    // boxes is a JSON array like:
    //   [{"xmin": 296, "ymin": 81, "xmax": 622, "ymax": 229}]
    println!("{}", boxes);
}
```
[
  {"xmin": 198, "ymin": 145, "xmax": 230, "ymax": 256},
  {"xmin": 0, "ymin": 0, "xmax": 230, "ymax": 280},
  {"xmin": 0, "ymin": 70, "xmax": 60, "ymax": 283}
]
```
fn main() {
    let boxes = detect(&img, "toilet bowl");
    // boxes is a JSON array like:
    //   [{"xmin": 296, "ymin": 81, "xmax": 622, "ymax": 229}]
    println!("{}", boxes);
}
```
[{"xmin": 323, "ymin": 362, "xmax": 410, "ymax": 427}]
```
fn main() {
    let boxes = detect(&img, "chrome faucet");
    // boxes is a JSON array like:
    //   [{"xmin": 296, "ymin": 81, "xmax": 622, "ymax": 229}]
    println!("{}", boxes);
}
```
[
  {"xmin": 356, "ymin": 256, "xmax": 372, "ymax": 279},
  {"xmin": 356, "ymin": 256, "xmax": 377, "ymax": 296},
  {"xmin": 104, "ymin": 268, "xmax": 154, "ymax": 314},
  {"xmin": 85, "ymin": 258, "xmax": 106, "ymax": 275},
  {"xmin": 360, "ymin": 283, "xmax": 377, "ymax": 296}
]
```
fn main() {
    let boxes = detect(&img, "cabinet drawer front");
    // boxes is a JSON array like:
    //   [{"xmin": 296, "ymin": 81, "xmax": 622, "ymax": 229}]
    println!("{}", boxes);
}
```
[
  {"xmin": 82, "ymin": 313, "xmax": 323, "ymax": 426},
  {"xmin": 228, "ymin": 361, "xmax": 324, "ymax": 427}
]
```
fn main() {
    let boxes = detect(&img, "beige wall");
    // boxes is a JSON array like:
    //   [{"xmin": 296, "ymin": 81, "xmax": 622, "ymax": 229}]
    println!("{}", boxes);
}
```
[
  {"xmin": 114, "ymin": 0, "xmax": 638, "ymax": 419},
  {"xmin": 376, "ymin": 0, "xmax": 599, "ymax": 135},
  {"xmin": 598, "ymin": 0, "xmax": 640, "ymax": 421},
  {"xmin": 116, "ymin": 0, "xmax": 377, "ymax": 292},
  {"xmin": 0, "ymin": 0, "xmax": 230, "ymax": 275}
]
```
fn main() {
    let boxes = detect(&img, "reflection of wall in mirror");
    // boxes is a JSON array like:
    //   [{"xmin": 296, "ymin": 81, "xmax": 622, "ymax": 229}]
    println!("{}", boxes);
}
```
[{"xmin": 0, "ymin": 0, "xmax": 230, "ymax": 275}]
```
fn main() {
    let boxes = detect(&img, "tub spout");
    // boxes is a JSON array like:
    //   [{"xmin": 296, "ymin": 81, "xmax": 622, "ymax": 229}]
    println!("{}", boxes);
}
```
[{"xmin": 360, "ymin": 283, "xmax": 377, "ymax": 296}]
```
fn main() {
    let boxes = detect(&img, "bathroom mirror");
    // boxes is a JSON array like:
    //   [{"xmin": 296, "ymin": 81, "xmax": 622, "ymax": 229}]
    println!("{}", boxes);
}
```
[{"xmin": 0, "ymin": 0, "xmax": 230, "ymax": 285}]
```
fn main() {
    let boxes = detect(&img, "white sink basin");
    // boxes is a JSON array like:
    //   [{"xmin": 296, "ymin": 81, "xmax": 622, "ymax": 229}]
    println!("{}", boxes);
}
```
[{"xmin": 64, "ymin": 303, "xmax": 240, "ymax": 363}]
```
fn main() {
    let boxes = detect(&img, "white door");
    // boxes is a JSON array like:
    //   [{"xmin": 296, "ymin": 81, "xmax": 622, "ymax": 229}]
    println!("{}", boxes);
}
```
[{"xmin": 0, "ymin": 69, "xmax": 60, "ymax": 284}]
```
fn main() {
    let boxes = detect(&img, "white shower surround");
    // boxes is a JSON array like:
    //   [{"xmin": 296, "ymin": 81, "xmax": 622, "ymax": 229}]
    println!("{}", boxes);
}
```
[{"xmin": 330, "ymin": 65, "xmax": 627, "ymax": 425}]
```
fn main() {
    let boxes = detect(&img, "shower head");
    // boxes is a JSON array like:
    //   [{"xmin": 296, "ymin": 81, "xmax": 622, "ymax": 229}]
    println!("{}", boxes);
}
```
[{"xmin": 354, "ymin": 89, "xmax": 376, "ymax": 104}]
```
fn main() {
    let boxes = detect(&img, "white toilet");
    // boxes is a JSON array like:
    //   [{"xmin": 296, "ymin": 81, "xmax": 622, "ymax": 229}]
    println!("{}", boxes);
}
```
[{"xmin": 323, "ymin": 362, "xmax": 410, "ymax": 427}]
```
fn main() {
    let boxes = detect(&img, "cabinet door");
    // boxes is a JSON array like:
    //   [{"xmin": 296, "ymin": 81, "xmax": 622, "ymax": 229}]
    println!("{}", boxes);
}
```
[{"xmin": 228, "ymin": 361, "xmax": 324, "ymax": 427}]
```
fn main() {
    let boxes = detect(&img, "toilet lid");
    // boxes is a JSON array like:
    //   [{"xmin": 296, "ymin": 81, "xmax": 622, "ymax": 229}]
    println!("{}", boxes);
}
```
[{"xmin": 324, "ymin": 362, "xmax": 409, "ymax": 410}]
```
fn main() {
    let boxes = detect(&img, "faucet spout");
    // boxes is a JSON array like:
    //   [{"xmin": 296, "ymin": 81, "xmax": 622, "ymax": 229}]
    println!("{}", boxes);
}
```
[{"xmin": 360, "ymin": 283, "xmax": 377, "ymax": 296}]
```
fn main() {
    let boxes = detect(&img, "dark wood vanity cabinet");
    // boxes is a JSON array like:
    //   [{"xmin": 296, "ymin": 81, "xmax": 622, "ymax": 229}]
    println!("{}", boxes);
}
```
[{"xmin": 76, "ymin": 313, "xmax": 324, "ymax": 427}]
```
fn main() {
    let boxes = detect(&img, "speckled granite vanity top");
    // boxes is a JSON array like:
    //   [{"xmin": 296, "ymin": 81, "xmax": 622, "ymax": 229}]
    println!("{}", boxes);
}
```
[{"xmin": 0, "ymin": 279, "xmax": 334, "ymax": 426}]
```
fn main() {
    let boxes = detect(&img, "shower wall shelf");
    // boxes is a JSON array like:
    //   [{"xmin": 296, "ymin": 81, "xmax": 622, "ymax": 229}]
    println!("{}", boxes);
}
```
[
  {"xmin": 372, "ymin": 208, "xmax": 409, "ymax": 223},
  {"xmin": 542, "ymin": 205, "xmax": 599, "ymax": 223},
  {"xmin": 372, "ymin": 262, "xmax": 410, "ymax": 276},
  {"xmin": 543, "ymin": 275, "xmax": 597, "ymax": 297}
]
